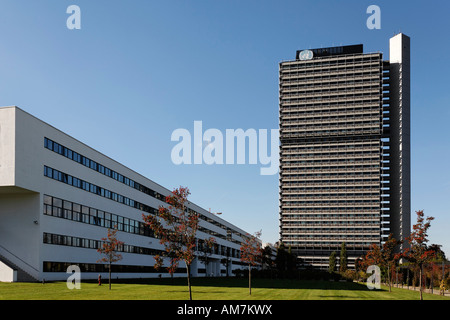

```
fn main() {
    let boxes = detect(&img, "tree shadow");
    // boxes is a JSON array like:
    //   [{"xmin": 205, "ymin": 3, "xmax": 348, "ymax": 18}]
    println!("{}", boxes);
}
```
[{"xmin": 106, "ymin": 277, "xmax": 385, "ymax": 292}]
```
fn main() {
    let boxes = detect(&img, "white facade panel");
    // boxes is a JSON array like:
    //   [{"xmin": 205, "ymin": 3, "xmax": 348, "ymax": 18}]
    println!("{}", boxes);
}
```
[{"xmin": 0, "ymin": 107, "xmax": 16, "ymax": 187}]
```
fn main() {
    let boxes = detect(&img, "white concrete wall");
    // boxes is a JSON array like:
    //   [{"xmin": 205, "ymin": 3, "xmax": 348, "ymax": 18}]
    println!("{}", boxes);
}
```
[
  {"xmin": 0, "ymin": 107, "xmax": 16, "ymax": 187},
  {"xmin": 0, "ymin": 192, "xmax": 41, "ymax": 280},
  {"xmin": 0, "ymin": 261, "xmax": 17, "ymax": 282}
]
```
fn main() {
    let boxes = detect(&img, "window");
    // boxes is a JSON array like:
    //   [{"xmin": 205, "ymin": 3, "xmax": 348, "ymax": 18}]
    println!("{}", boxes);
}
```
[
  {"xmin": 44, "ymin": 164, "xmax": 228, "ymax": 238},
  {"xmin": 43, "ymin": 137, "xmax": 168, "ymax": 206}
]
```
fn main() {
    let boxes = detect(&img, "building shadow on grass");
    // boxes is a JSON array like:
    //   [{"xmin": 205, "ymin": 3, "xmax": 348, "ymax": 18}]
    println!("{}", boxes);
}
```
[{"xmin": 105, "ymin": 277, "xmax": 384, "ymax": 292}]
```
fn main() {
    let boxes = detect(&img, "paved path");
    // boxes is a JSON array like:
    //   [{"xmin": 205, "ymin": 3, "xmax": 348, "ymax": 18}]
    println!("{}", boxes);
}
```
[{"xmin": 389, "ymin": 284, "xmax": 449, "ymax": 297}]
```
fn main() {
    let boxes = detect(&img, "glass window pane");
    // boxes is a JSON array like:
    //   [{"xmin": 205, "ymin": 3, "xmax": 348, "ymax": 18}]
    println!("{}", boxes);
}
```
[
  {"xmin": 43, "ymin": 195, "xmax": 52, "ymax": 205},
  {"xmin": 53, "ymin": 198, "xmax": 62, "ymax": 208}
]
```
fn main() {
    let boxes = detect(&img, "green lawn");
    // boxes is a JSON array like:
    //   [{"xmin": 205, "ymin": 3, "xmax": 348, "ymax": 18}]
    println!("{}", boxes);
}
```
[{"xmin": 0, "ymin": 277, "xmax": 449, "ymax": 300}]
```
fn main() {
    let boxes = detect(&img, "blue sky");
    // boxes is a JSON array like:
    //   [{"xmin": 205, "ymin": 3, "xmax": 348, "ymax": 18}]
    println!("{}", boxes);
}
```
[{"xmin": 1, "ymin": 0, "xmax": 449, "ymax": 256}]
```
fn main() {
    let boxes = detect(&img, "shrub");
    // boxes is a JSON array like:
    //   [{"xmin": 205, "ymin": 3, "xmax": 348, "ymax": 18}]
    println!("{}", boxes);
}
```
[
  {"xmin": 357, "ymin": 270, "xmax": 368, "ymax": 282},
  {"xmin": 342, "ymin": 269, "xmax": 357, "ymax": 281},
  {"xmin": 445, "ymin": 277, "xmax": 450, "ymax": 289}
]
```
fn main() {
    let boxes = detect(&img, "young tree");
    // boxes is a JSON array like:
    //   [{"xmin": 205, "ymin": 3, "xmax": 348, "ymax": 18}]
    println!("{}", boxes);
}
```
[
  {"xmin": 142, "ymin": 186, "xmax": 199, "ymax": 300},
  {"xmin": 354, "ymin": 257, "xmax": 366, "ymax": 282},
  {"xmin": 97, "ymin": 226, "xmax": 124, "ymax": 290},
  {"xmin": 362, "ymin": 243, "xmax": 383, "ymax": 272},
  {"xmin": 240, "ymin": 230, "xmax": 262, "ymax": 295},
  {"xmin": 428, "ymin": 244, "xmax": 446, "ymax": 262},
  {"xmin": 381, "ymin": 234, "xmax": 402, "ymax": 292},
  {"xmin": 429, "ymin": 244, "xmax": 447, "ymax": 292},
  {"xmin": 339, "ymin": 242, "xmax": 348, "ymax": 274},
  {"xmin": 402, "ymin": 210, "xmax": 436, "ymax": 300},
  {"xmin": 275, "ymin": 242, "xmax": 296, "ymax": 276},
  {"xmin": 362, "ymin": 237, "xmax": 402, "ymax": 290},
  {"xmin": 329, "ymin": 251, "xmax": 337, "ymax": 274},
  {"xmin": 261, "ymin": 245, "xmax": 275, "ymax": 273},
  {"xmin": 275, "ymin": 242, "xmax": 288, "ymax": 273},
  {"xmin": 355, "ymin": 257, "xmax": 363, "ymax": 272},
  {"xmin": 286, "ymin": 245, "xmax": 297, "ymax": 271}
]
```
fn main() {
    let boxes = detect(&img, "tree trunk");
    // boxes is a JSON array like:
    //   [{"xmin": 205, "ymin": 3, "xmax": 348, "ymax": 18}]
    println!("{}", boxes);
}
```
[
  {"xmin": 388, "ymin": 263, "xmax": 391, "ymax": 292},
  {"xmin": 419, "ymin": 265, "xmax": 423, "ymax": 300},
  {"xmin": 248, "ymin": 264, "xmax": 252, "ymax": 295},
  {"xmin": 431, "ymin": 271, "xmax": 433, "ymax": 294},
  {"xmin": 187, "ymin": 263, "xmax": 192, "ymax": 300},
  {"xmin": 109, "ymin": 262, "xmax": 112, "ymax": 290},
  {"xmin": 396, "ymin": 269, "xmax": 399, "ymax": 288},
  {"xmin": 407, "ymin": 268, "xmax": 410, "ymax": 289}
]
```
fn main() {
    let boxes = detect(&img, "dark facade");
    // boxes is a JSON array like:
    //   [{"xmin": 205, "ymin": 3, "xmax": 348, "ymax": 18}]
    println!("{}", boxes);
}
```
[{"xmin": 279, "ymin": 34, "xmax": 410, "ymax": 269}]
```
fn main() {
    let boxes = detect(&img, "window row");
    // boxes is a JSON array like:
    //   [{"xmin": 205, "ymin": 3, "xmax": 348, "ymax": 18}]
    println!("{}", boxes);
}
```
[
  {"xmin": 281, "ymin": 172, "xmax": 380, "ymax": 178},
  {"xmin": 281, "ymin": 213, "xmax": 379, "ymax": 218},
  {"xmin": 282, "ymin": 185, "xmax": 380, "ymax": 190},
  {"xmin": 280, "ymin": 98, "xmax": 380, "ymax": 106},
  {"xmin": 281, "ymin": 129, "xmax": 381, "ymax": 134},
  {"xmin": 281, "ymin": 65, "xmax": 381, "ymax": 74},
  {"xmin": 281, "ymin": 113, "xmax": 380, "ymax": 121},
  {"xmin": 281, "ymin": 166, "xmax": 380, "ymax": 171},
  {"xmin": 284, "ymin": 234, "xmax": 378, "ymax": 239},
  {"xmin": 285, "ymin": 242, "xmax": 373, "ymax": 247},
  {"xmin": 43, "ymin": 261, "xmax": 246, "ymax": 273},
  {"xmin": 281, "ymin": 158, "xmax": 379, "ymax": 164},
  {"xmin": 280, "ymin": 178, "xmax": 380, "ymax": 182},
  {"xmin": 43, "ymin": 232, "xmax": 162, "ymax": 256},
  {"xmin": 43, "ymin": 229, "xmax": 242, "ymax": 260},
  {"xmin": 44, "ymin": 166, "xmax": 160, "ymax": 217},
  {"xmin": 283, "ymin": 220, "xmax": 379, "ymax": 225},
  {"xmin": 282, "ymin": 68, "xmax": 381, "ymax": 76},
  {"xmin": 43, "ymin": 261, "xmax": 185, "ymax": 274},
  {"xmin": 281, "ymin": 81, "xmax": 380, "ymax": 89},
  {"xmin": 44, "ymin": 195, "xmax": 154, "ymax": 237},
  {"xmin": 43, "ymin": 194, "xmax": 243, "ymax": 257},
  {"xmin": 44, "ymin": 168, "xmax": 232, "ymax": 241},
  {"xmin": 282, "ymin": 201, "xmax": 379, "ymax": 206},
  {"xmin": 44, "ymin": 138, "xmax": 235, "ymax": 234},
  {"xmin": 282, "ymin": 193, "xmax": 380, "ymax": 198},
  {"xmin": 281, "ymin": 150, "xmax": 380, "ymax": 155},
  {"xmin": 282, "ymin": 227, "xmax": 380, "ymax": 231},
  {"xmin": 281, "ymin": 113, "xmax": 381, "ymax": 121},
  {"xmin": 282, "ymin": 207, "xmax": 379, "ymax": 212},
  {"xmin": 45, "ymin": 138, "xmax": 165, "ymax": 201},
  {"xmin": 281, "ymin": 120, "xmax": 380, "ymax": 127}
]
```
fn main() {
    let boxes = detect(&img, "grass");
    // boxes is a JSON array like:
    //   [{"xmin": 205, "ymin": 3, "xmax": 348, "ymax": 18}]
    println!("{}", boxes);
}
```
[{"xmin": 1, "ymin": 277, "xmax": 449, "ymax": 300}]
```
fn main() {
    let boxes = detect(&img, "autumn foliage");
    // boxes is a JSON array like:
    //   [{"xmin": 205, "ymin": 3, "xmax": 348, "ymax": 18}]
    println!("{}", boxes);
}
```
[
  {"xmin": 401, "ymin": 210, "xmax": 436, "ymax": 300},
  {"xmin": 359, "ymin": 210, "xmax": 440, "ymax": 299},
  {"xmin": 97, "ymin": 226, "xmax": 124, "ymax": 290},
  {"xmin": 240, "ymin": 230, "xmax": 263, "ymax": 295},
  {"xmin": 142, "ymin": 186, "xmax": 199, "ymax": 300}
]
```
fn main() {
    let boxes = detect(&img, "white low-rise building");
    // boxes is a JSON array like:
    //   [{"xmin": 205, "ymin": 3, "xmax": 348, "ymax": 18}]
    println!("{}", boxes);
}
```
[{"xmin": 0, "ymin": 106, "xmax": 250, "ymax": 282}]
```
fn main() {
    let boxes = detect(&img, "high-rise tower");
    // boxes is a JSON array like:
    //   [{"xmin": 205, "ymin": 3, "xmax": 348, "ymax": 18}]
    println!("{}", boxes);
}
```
[{"xmin": 278, "ymin": 34, "xmax": 410, "ymax": 269}]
